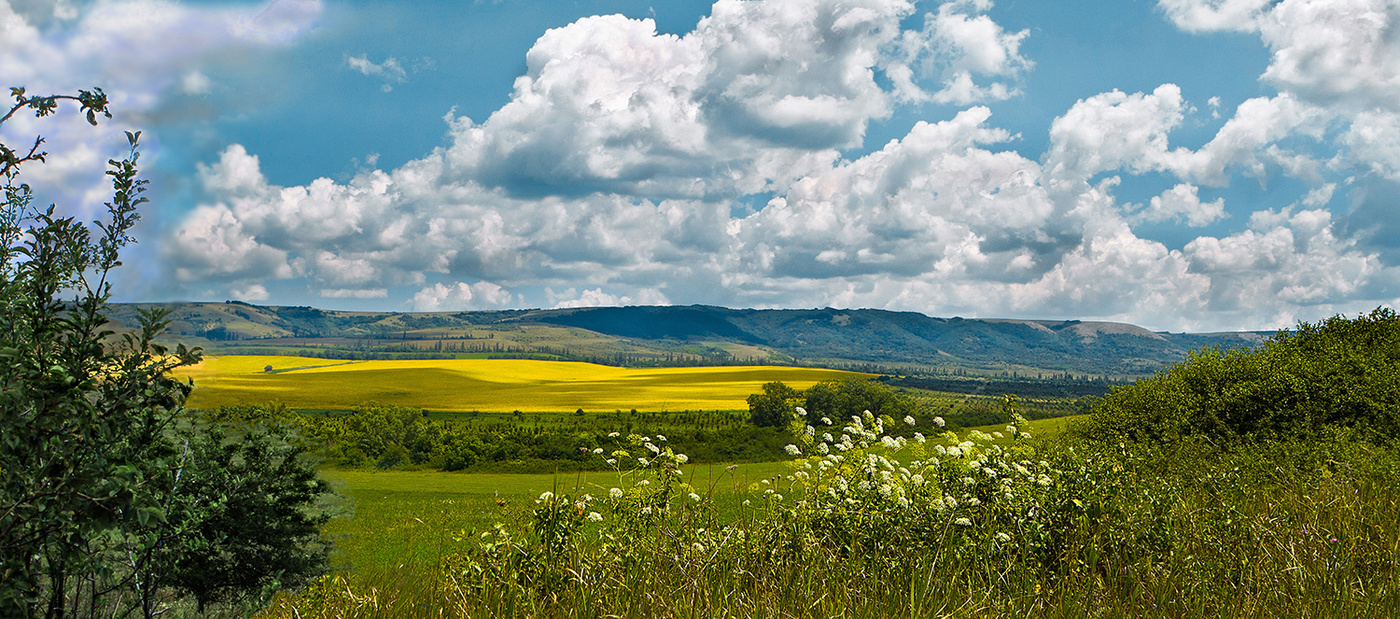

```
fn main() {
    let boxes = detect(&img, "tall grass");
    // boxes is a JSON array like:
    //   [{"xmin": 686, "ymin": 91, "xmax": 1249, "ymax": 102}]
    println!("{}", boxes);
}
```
[{"xmin": 258, "ymin": 413, "xmax": 1400, "ymax": 618}]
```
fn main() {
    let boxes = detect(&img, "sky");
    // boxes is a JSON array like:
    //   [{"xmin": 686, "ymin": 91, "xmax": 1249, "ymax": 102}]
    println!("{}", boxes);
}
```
[{"xmin": 2, "ymin": 0, "xmax": 1399, "ymax": 332}]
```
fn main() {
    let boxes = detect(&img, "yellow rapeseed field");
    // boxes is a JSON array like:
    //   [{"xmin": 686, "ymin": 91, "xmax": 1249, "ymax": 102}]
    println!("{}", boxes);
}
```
[{"xmin": 178, "ymin": 355, "xmax": 869, "ymax": 412}]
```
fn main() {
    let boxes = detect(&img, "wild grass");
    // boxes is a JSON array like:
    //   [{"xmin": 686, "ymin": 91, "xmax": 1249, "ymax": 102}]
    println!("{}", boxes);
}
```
[
  {"xmin": 257, "ymin": 412, "xmax": 1400, "ymax": 618},
  {"xmin": 178, "ymin": 356, "xmax": 868, "ymax": 412}
]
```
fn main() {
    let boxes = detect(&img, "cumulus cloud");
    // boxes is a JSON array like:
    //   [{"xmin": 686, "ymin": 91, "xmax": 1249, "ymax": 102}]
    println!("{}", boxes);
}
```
[
  {"xmin": 890, "ymin": 0, "xmax": 1031, "ymax": 105},
  {"xmin": 1160, "ymin": 0, "xmax": 1400, "ymax": 112},
  {"xmin": 1137, "ymin": 184, "xmax": 1227, "ymax": 227},
  {"xmin": 152, "ymin": 0, "xmax": 1399, "ymax": 332},
  {"xmin": 412, "ymin": 281, "xmax": 515, "ymax": 311},
  {"xmin": 547, "ymin": 287, "xmax": 671, "ymax": 309},
  {"xmin": 0, "ymin": 0, "xmax": 322, "ymax": 221},
  {"xmin": 229, "ymin": 283, "xmax": 270, "ymax": 302},
  {"xmin": 1043, "ymin": 84, "xmax": 1188, "ymax": 188}
]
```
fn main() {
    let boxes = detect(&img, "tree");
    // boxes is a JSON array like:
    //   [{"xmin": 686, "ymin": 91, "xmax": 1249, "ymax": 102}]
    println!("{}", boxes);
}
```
[
  {"xmin": 163, "ymin": 426, "xmax": 333, "ymax": 612},
  {"xmin": 0, "ymin": 86, "xmax": 332, "ymax": 617},
  {"xmin": 800, "ymin": 378, "xmax": 915, "ymax": 427},
  {"xmin": 748, "ymin": 381, "xmax": 797, "ymax": 427}
]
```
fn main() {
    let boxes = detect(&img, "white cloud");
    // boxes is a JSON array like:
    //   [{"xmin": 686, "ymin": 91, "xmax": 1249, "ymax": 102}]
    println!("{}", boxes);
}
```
[
  {"xmin": 411, "ymin": 281, "xmax": 515, "ymax": 311},
  {"xmin": 346, "ymin": 54, "xmax": 406, "ymax": 91},
  {"xmin": 0, "ymin": 0, "xmax": 322, "ymax": 221},
  {"xmin": 1043, "ymin": 84, "xmax": 1188, "ymax": 187},
  {"xmin": 440, "ymin": 0, "xmax": 999, "ymax": 200},
  {"xmin": 891, "ymin": 0, "xmax": 1032, "ymax": 105},
  {"xmin": 1343, "ymin": 110, "xmax": 1400, "ymax": 180},
  {"xmin": 1138, "ymin": 183, "xmax": 1227, "ymax": 227},
  {"xmin": 154, "ymin": 0, "xmax": 1400, "ymax": 332},
  {"xmin": 319, "ymin": 288, "xmax": 389, "ymax": 299},
  {"xmin": 181, "ymin": 70, "xmax": 211, "ymax": 95},
  {"xmin": 1157, "ymin": 0, "xmax": 1274, "ymax": 32},
  {"xmin": 229, "ymin": 283, "xmax": 270, "ymax": 301},
  {"xmin": 547, "ymin": 287, "xmax": 671, "ymax": 308},
  {"xmin": 1160, "ymin": 0, "xmax": 1400, "ymax": 112}
]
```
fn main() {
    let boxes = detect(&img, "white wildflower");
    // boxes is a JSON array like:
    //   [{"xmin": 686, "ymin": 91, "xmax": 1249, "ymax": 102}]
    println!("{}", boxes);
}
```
[
  {"xmin": 675, "ymin": 453, "xmax": 689, "ymax": 464},
  {"xmin": 538, "ymin": 491, "xmax": 554, "ymax": 502},
  {"xmin": 587, "ymin": 512, "xmax": 603, "ymax": 522},
  {"xmin": 904, "ymin": 415, "xmax": 916, "ymax": 426},
  {"xmin": 656, "ymin": 434, "xmax": 666, "ymax": 441},
  {"xmin": 592, "ymin": 447, "xmax": 604, "ymax": 454},
  {"xmin": 608, "ymin": 431, "xmax": 620, "ymax": 438},
  {"xmin": 996, "ymin": 532, "xmax": 1011, "ymax": 543},
  {"xmin": 609, "ymin": 487, "xmax": 624, "ymax": 499},
  {"xmin": 784, "ymin": 444, "xmax": 802, "ymax": 456},
  {"xmin": 689, "ymin": 493, "xmax": 701, "ymax": 502},
  {"xmin": 606, "ymin": 458, "xmax": 617, "ymax": 466},
  {"xmin": 821, "ymin": 417, "xmax": 833, "ymax": 426},
  {"xmin": 641, "ymin": 506, "xmax": 652, "ymax": 515},
  {"xmin": 636, "ymin": 479, "xmax": 650, "ymax": 487},
  {"xmin": 954, "ymin": 517, "xmax": 972, "ymax": 526},
  {"xmin": 933, "ymin": 416, "xmax": 945, "ymax": 428}
]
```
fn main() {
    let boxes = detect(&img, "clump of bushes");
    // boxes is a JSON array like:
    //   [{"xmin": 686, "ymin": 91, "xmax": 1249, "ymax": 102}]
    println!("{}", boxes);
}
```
[{"xmin": 1074, "ymin": 307, "xmax": 1400, "ymax": 445}]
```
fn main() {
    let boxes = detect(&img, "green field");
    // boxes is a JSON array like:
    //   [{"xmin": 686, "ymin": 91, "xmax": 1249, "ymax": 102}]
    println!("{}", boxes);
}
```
[
  {"xmin": 318, "ymin": 417, "xmax": 1070, "ymax": 573},
  {"xmin": 180, "ymin": 355, "xmax": 869, "ymax": 412},
  {"xmin": 320, "ymin": 460, "xmax": 792, "ymax": 572}
]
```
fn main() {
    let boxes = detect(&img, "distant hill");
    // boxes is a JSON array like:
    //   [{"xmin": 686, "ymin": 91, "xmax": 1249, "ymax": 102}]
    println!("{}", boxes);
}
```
[{"xmin": 107, "ymin": 302, "xmax": 1268, "ymax": 377}]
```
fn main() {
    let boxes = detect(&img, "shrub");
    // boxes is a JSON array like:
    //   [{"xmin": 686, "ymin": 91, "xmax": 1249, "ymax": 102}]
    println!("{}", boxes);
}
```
[{"xmin": 1074, "ymin": 308, "xmax": 1400, "ymax": 445}]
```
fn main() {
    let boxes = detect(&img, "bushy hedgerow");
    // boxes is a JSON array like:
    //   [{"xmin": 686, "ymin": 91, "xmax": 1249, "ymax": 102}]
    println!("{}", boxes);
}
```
[{"xmin": 1073, "ymin": 307, "xmax": 1400, "ymax": 445}]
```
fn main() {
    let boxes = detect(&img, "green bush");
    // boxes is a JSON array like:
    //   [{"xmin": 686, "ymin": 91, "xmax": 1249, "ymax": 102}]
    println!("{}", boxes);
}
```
[{"xmin": 1075, "ymin": 308, "xmax": 1400, "ymax": 445}]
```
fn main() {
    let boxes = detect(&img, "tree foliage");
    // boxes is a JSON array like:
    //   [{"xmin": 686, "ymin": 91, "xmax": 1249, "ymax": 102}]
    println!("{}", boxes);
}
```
[
  {"xmin": 747, "ymin": 381, "xmax": 798, "ymax": 427},
  {"xmin": 0, "ymin": 86, "xmax": 332, "ymax": 617},
  {"xmin": 1074, "ymin": 307, "xmax": 1400, "ymax": 445},
  {"xmin": 800, "ymin": 378, "xmax": 916, "ymax": 427}
]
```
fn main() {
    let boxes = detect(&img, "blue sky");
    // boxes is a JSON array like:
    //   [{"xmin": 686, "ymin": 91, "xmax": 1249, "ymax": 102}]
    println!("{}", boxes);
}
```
[{"xmin": 3, "ymin": 0, "xmax": 1398, "ymax": 331}]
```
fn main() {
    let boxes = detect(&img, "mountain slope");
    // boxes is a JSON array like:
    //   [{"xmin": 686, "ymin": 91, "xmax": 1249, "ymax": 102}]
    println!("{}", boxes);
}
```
[{"xmin": 110, "ymin": 302, "xmax": 1267, "ymax": 376}]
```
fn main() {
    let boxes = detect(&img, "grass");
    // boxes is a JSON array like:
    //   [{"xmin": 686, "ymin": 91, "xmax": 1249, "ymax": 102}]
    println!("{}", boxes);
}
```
[
  {"xmin": 318, "ymin": 460, "xmax": 793, "ymax": 574},
  {"xmin": 179, "ymin": 355, "xmax": 869, "ymax": 412},
  {"xmin": 261, "ymin": 423, "xmax": 1400, "ymax": 618},
  {"xmin": 308, "ymin": 419, "xmax": 1069, "ymax": 576}
]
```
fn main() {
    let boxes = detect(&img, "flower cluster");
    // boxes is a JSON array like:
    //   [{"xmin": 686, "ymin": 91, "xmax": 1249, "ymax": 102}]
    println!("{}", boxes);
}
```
[{"xmin": 782, "ymin": 407, "xmax": 1057, "ymax": 550}]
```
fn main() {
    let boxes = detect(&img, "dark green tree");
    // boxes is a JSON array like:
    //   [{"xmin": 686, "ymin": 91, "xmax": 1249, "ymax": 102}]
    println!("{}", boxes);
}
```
[
  {"xmin": 748, "ymin": 381, "xmax": 797, "ymax": 427},
  {"xmin": 163, "ymin": 426, "xmax": 333, "ymax": 612},
  {"xmin": 800, "ymin": 378, "xmax": 915, "ymax": 426},
  {"xmin": 0, "ymin": 86, "xmax": 332, "ymax": 617}
]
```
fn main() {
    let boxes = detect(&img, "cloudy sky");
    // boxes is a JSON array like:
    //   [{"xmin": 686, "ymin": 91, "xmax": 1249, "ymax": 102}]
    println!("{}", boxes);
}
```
[{"xmin": 3, "ymin": 0, "xmax": 1399, "ymax": 331}]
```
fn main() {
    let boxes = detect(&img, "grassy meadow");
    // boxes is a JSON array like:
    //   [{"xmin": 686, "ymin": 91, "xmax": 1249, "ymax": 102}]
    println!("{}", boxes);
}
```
[
  {"xmin": 179, "ymin": 355, "xmax": 868, "ymax": 412},
  {"xmin": 312, "ymin": 417, "xmax": 1068, "ymax": 575}
]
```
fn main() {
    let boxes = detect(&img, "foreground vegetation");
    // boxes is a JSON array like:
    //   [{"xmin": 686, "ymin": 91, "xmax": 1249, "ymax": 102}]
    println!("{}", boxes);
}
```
[
  {"xmin": 1, "ymin": 90, "xmax": 333, "ymax": 617},
  {"xmin": 258, "ymin": 309, "xmax": 1400, "ymax": 618}
]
